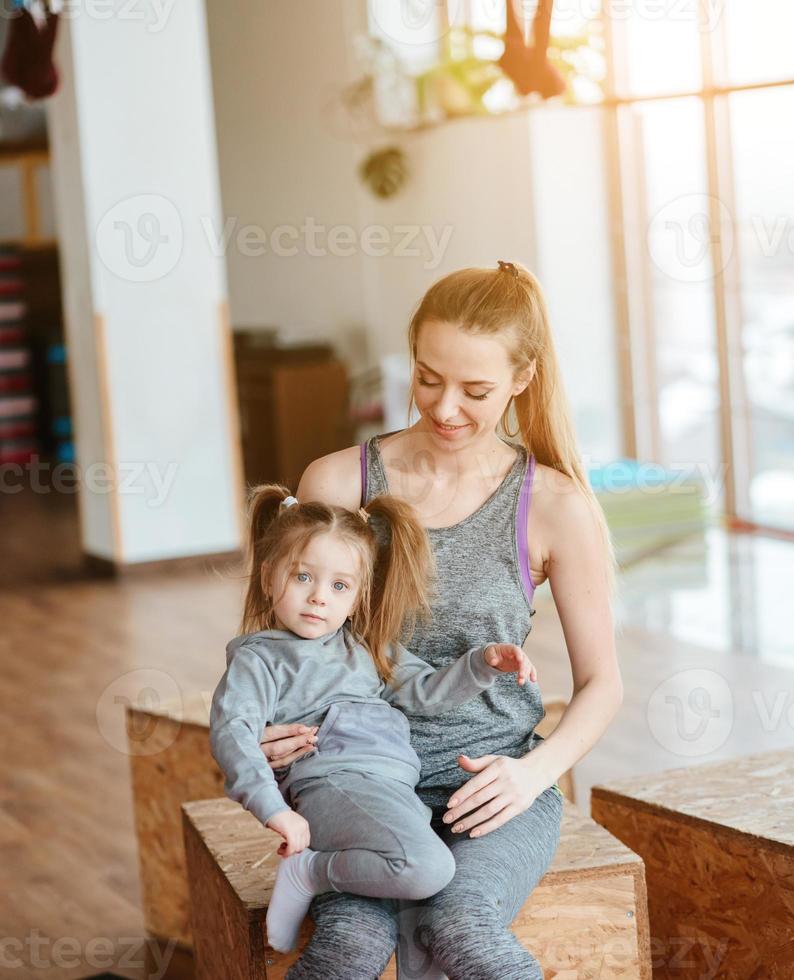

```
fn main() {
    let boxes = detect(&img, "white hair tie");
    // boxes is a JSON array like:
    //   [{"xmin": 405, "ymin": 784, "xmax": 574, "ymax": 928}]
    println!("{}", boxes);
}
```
[{"xmin": 281, "ymin": 495, "xmax": 299, "ymax": 509}]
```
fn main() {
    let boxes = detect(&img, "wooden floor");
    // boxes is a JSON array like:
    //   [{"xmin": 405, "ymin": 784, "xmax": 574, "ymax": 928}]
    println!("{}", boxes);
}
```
[{"xmin": 2, "ymin": 494, "xmax": 793, "ymax": 979}]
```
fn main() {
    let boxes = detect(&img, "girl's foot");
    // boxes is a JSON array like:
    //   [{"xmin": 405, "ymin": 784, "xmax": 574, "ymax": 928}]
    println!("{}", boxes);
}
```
[{"xmin": 266, "ymin": 849, "xmax": 322, "ymax": 953}]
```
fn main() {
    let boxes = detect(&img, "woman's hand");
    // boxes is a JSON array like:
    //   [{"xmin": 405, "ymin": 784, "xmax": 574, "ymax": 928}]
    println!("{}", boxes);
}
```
[
  {"xmin": 260, "ymin": 723, "xmax": 319, "ymax": 769},
  {"xmin": 443, "ymin": 751, "xmax": 550, "ymax": 838},
  {"xmin": 267, "ymin": 809, "xmax": 311, "ymax": 856},
  {"xmin": 484, "ymin": 643, "xmax": 537, "ymax": 686}
]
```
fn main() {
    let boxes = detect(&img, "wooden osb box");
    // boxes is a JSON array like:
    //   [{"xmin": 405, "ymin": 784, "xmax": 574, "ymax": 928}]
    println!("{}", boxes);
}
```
[
  {"xmin": 591, "ymin": 748, "xmax": 794, "ymax": 979},
  {"xmin": 127, "ymin": 692, "xmax": 222, "ymax": 948},
  {"xmin": 128, "ymin": 692, "xmax": 575, "ymax": 950},
  {"xmin": 182, "ymin": 796, "xmax": 651, "ymax": 979}
]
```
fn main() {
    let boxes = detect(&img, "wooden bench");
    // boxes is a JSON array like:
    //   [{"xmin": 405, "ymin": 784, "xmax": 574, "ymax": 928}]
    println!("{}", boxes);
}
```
[
  {"xmin": 182, "ymin": 795, "xmax": 651, "ymax": 979},
  {"xmin": 591, "ymin": 747, "xmax": 794, "ymax": 979},
  {"xmin": 127, "ymin": 692, "xmax": 575, "ymax": 949}
]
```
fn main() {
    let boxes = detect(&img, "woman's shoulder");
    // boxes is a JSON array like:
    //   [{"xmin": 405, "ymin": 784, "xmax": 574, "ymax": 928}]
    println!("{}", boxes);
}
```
[
  {"xmin": 532, "ymin": 462, "xmax": 601, "ymax": 549},
  {"xmin": 296, "ymin": 443, "xmax": 363, "ymax": 509}
]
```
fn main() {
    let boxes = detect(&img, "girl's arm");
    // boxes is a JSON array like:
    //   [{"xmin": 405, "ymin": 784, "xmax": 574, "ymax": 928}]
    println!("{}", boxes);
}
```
[
  {"xmin": 209, "ymin": 646, "xmax": 291, "ymax": 827},
  {"xmin": 381, "ymin": 642, "xmax": 534, "ymax": 714},
  {"xmin": 257, "ymin": 448, "xmax": 362, "ymax": 769}
]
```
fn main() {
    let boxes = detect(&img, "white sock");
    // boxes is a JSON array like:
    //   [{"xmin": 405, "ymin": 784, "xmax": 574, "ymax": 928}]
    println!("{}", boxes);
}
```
[{"xmin": 266, "ymin": 849, "xmax": 323, "ymax": 953}]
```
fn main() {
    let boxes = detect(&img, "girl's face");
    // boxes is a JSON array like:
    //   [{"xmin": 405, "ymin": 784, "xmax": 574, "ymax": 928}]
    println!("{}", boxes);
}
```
[
  {"xmin": 412, "ymin": 319, "xmax": 532, "ymax": 447},
  {"xmin": 267, "ymin": 532, "xmax": 362, "ymax": 639}
]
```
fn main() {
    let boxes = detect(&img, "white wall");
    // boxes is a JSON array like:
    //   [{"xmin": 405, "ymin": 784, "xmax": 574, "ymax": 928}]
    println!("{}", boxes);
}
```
[
  {"xmin": 47, "ymin": 0, "xmax": 242, "ymax": 564},
  {"xmin": 205, "ymin": 0, "xmax": 371, "ymax": 371},
  {"xmin": 205, "ymin": 0, "xmax": 620, "ymax": 459},
  {"xmin": 204, "ymin": 0, "xmax": 537, "ymax": 367}
]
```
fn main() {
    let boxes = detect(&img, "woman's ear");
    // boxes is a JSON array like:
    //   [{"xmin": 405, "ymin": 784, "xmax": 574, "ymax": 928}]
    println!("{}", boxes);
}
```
[{"xmin": 513, "ymin": 358, "xmax": 536, "ymax": 396}]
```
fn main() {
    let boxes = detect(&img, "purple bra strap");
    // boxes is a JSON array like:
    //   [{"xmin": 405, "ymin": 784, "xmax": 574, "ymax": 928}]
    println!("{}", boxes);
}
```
[
  {"xmin": 359, "ymin": 441, "xmax": 368, "ymax": 507},
  {"xmin": 516, "ymin": 453, "xmax": 536, "ymax": 604}
]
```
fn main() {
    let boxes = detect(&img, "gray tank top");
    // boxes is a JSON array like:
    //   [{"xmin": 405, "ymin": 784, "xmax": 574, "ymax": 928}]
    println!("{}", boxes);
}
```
[{"xmin": 360, "ymin": 431, "xmax": 546, "ymax": 804}]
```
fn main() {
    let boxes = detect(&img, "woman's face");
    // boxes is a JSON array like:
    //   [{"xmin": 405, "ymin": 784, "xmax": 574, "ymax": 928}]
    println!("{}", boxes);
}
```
[{"xmin": 412, "ymin": 319, "xmax": 531, "ymax": 446}]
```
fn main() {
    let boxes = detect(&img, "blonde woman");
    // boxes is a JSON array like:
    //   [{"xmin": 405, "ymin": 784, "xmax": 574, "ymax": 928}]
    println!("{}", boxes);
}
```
[{"xmin": 259, "ymin": 260, "xmax": 623, "ymax": 979}]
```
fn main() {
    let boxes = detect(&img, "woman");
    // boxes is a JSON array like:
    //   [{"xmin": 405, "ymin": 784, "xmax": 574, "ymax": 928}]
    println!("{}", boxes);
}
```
[{"xmin": 259, "ymin": 260, "xmax": 623, "ymax": 979}]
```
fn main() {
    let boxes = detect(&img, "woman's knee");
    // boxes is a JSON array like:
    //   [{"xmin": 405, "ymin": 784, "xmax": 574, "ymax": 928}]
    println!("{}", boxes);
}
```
[{"xmin": 287, "ymin": 891, "xmax": 398, "ymax": 979}]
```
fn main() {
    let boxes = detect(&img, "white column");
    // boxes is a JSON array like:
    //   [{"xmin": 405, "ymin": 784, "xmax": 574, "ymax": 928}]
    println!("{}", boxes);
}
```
[{"xmin": 46, "ymin": 0, "xmax": 243, "ymax": 566}]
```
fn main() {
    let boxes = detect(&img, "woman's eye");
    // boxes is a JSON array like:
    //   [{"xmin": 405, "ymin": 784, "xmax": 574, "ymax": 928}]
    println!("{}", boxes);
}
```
[
  {"xmin": 417, "ymin": 377, "xmax": 439, "ymax": 387},
  {"xmin": 466, "ymin": 391, "xmax": 489, "ymax": 401}
]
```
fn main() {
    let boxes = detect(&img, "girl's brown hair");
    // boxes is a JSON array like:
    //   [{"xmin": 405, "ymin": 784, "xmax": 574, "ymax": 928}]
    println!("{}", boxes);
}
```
[
  {"xmin": 407, "ymin": 261, "xmax": 618, "ymax": 596},
  {"xmin": 241, "ymin": 485, "xmax": 436, "ymax": 684}
]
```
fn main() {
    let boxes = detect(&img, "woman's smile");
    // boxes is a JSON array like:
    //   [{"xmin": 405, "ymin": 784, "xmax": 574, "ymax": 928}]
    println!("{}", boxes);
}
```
[{"xmin": 430, "ymin": 418, "xmax": 471, "ymax": 438}]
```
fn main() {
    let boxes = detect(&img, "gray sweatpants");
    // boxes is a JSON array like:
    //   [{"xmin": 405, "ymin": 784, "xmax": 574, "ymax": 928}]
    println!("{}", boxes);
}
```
[
  {"xmin": 286, "ymin": 782, "xmax": 564, "ymax": 980},
  {"xmin": 290, "ymin": 770, "xmax": 457, "ymax": 901}
]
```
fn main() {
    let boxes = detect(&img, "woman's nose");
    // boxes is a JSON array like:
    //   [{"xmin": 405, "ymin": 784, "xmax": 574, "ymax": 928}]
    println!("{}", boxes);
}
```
[{"xmin": 436, "ymin": 387, "xmax": 460, "ymax": 420}]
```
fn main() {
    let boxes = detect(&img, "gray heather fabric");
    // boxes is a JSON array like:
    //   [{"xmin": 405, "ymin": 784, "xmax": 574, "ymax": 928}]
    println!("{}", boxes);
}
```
[
  {"xmin": 291, "ymin": 768, "xmax": 457, "ymax": 900},
  {"xmin": 365, "ymin": 433, "xmax": 546, "ymax": 806},
  {"xmin": 209, "ymin": 624, "xmax": 500, "ymax": 827},
  {"xmin": 286, "ymin": 433, "xmax": 563, "ymax": 980}
]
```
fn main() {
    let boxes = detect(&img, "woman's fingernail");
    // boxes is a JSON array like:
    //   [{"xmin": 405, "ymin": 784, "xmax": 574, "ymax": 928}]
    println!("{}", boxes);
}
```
[
  {"xmin": 453, "ymin": 825, "xmax": 462, "ymax": 833},
  {"xmin": 449, "ymin": 798, "xmax": 458, "ymax": 807}
]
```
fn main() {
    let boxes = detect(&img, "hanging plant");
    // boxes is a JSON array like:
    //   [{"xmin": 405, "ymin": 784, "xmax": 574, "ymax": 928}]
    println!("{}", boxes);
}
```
[{"xmin": 358, "ymin": 146, "xmax": 408, "ymax": 200}]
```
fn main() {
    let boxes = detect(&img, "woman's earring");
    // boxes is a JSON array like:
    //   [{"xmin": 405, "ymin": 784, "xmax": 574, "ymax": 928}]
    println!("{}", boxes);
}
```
[{"xmin": 502, "ymin": 395, "xmax": 519, "ymax": 439}]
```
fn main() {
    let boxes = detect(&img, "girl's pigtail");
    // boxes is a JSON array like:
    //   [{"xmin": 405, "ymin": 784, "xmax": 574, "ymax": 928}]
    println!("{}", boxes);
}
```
[
  {"xmin": 361, "ymin": 495, "xmax": 436, "ymax": 683},
  {"xmin": 241, "ymin": 483, "xmax": 293, "ymax": 634}
]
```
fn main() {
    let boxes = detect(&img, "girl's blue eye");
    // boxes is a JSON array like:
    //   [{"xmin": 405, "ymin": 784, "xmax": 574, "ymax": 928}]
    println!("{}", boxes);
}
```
[
  {"xmin": 297, "ymin": 572, "xmax": 310, "ymax": 583},
  {"xmin": 333, "ymin": 582, "xmax": 347, "ymax": 591}
]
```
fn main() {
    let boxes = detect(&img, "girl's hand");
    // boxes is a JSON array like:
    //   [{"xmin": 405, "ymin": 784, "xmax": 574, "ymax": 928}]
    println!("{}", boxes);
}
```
[
  {"xmin": 260, "ymin": 723, "xmax": 319, "ymax": 769},
  {"xmin": 484, "ymin": 643, "xmax": 537, "ymax": 686},
  {"xmin": 443, "ymin": 751, "xmax": 549, "ymax": 838},
  {"xmin": 267, "ymin": 809, "xmax": 311, "ymax": 857}
]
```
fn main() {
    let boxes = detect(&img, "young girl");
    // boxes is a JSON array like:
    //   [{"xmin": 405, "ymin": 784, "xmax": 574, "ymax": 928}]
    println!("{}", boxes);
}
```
[{"xmin": 209, "ymin": 484, "xmax": 538, "ymax": 954}]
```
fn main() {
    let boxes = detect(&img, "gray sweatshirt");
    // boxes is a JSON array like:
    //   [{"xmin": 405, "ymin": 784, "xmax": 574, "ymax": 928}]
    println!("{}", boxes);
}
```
[{"xmin": 209, "ymin": 624, "xmax": 500, "ymax": 827}]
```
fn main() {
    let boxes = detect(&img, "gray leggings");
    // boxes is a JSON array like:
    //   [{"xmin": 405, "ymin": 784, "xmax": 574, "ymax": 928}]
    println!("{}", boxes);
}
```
[
  {"xmin": 290, "ymin": 770, "xmax": 456, "ymax": 900},
  {"xmin": 285, "ymin": 782, "xmax": 564, "ymax": 980}
]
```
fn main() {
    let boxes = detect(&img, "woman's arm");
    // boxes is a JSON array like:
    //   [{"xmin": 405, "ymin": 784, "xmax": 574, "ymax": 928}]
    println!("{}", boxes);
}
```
[
  {"xmin": 258, "ymin": 447, "xmax": 363, "ymax": 769},
  {"xmin": 441, "ymin": 481, "xmax": 623, "ymax": 837},
  {"xmin": 524, "ymin": 483, "xmax": 623, "ymax": 784}
]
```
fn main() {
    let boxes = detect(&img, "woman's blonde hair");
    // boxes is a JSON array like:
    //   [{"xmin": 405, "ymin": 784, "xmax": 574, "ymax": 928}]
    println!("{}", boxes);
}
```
[
  {"xmin": 241, "ymin": 485, "xmax": 436, "ymax": 683},
  {"xmin": 407, "ymin": 261, "xmax": 617, "ymax": 596}
]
